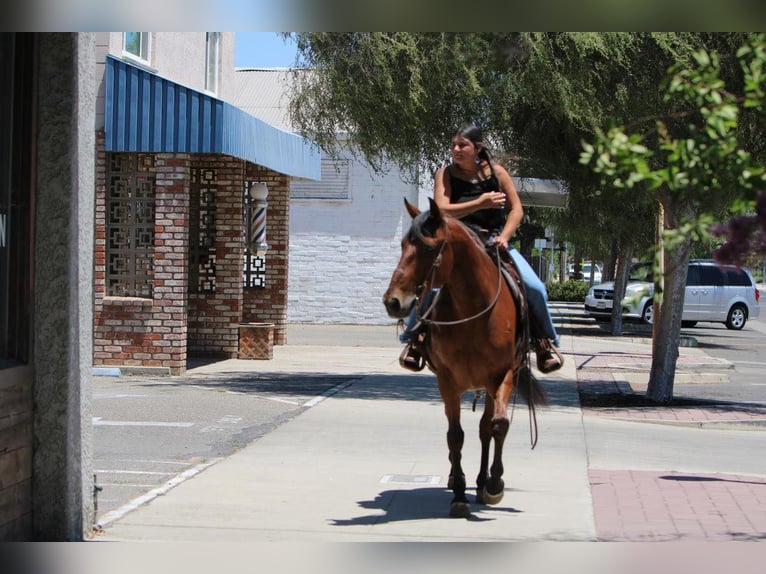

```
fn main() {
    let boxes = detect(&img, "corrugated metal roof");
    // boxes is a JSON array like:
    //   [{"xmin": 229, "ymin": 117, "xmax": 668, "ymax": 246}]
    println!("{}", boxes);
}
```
[{"xmin": 104, "ymin": 56, "xmax": 320, "ymax": 181}]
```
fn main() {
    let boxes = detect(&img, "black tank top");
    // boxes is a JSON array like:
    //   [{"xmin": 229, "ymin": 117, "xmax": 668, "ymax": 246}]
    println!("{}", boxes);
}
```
[{"xmin": 448, "ymin": 165, "xmax": 506, "ymax": 231}]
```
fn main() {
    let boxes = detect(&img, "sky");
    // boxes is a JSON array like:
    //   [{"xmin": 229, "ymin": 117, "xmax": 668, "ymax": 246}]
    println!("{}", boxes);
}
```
[{"xmin": 235, "ymin": 32, "xmax": 299, "ymax": 68}]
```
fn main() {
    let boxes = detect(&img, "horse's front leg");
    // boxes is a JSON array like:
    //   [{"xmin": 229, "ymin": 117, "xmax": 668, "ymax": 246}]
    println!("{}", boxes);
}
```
[
  {"xmin": 475, "ymin": 394, "xmax": 494, "ymax": 504},
  {"xmin": 479, "ymin": 374, "xmax": 514, "ymax": 506},
  {"xmin": 443, "ymin": 391, "xmax": 469, "ymax": 518}
]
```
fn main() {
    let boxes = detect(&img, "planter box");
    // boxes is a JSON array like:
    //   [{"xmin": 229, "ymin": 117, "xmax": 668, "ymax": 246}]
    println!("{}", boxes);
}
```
[{"xmin": 239, "ymin": 323, "xmax": 274, "ymax": 360}]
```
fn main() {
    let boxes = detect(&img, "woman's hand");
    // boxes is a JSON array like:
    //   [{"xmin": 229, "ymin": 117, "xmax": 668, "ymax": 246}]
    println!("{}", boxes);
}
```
[
  {"xmin": 481, "ymin": 191, "xmax": 507, "ymax": 210},
  {"xmin": 492, "ymin": 235, "xmax": 510, "ymax": 250}
]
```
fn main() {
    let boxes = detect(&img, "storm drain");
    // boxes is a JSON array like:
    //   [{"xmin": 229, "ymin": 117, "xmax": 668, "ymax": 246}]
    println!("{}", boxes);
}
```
[{"xmin": 380, "ymin": 475, "xmax": 441, "ymax": 485}]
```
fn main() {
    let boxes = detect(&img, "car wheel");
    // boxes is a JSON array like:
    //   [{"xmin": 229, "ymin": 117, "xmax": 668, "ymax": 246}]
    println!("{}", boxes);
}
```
[
  {"xmin": 641, "ymin": 301, "xmax": 653, "ymax": 324},
  {"xmin": 725, "ymin": 304, "xmax": 747, "ymax": 330},
  {"xmin": 681, "ymin": 321, "xmax": 697, "ymax": 328}
]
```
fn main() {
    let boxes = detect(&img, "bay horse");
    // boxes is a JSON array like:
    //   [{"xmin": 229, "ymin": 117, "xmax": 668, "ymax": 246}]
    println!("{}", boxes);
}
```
[{"xmin": 383, "ymin": 198, "xmax": 547, "ymax": 518}]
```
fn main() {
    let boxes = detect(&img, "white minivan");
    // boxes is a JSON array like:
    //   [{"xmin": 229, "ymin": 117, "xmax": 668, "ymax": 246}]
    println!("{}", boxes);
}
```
[{"xmin": 584, "ymin": 260, "xmax": 761, "ymax": 330}]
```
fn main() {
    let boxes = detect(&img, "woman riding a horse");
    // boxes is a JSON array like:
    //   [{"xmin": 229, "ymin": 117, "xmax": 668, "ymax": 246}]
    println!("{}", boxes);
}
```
[
  {"xmin": 401, "ymin": 123, "xmax": 564, "ymax": 374},
  {"xmin": 383, "ymin": 123, "xmax": 557, "ymax": 517}
]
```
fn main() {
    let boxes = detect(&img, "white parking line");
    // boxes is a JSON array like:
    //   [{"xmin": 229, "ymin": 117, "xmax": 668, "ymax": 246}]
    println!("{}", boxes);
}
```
[
  {"xmin": 188, "ymin": 385, "xmax": 301, "ymax": 405},
  {"xmin": 303, "ymin": 380, "xmax": 356, "ymax": 408},
  {"xmin": 92, "ymin": 417, "xmax": 194, "ymax": 427},
  {"xmin": 97, "ymin": 458, "xmax": 222, "ymax": 527},
  {"xmin": 94, "ymin": 470, "xmax": 174, "ymax": 476}
]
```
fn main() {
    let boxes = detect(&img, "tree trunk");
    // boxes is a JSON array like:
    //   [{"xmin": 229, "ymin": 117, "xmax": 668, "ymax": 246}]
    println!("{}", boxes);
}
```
[
  {"xmin": 646, "ymin": 231, "xmax": 692, "ymax": 403},
  {"xmin": 608, "ymin": 245, "xmax": 633, "ymax": 336}
]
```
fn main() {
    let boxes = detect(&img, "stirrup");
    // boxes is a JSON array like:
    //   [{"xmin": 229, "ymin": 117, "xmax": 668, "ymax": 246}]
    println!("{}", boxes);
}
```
[
  {"xmin": 399, "ymin": 343, "xmax": 425, "ymax": 372},
  {"xmin": 534, "ymin": 339, "xmax": 563, "ymax": 374}
]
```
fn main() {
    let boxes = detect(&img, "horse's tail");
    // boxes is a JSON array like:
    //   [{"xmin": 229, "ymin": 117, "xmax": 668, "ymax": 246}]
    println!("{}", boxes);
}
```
[{"xmin": 516, "ymin": 364, "xmax": 548, "ymax": 407}]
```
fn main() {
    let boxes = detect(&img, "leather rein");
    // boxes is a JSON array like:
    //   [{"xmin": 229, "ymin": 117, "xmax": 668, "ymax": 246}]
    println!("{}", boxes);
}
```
[{"xmin": 412, "ymin": 237, "xmax": 504, "ymax": 329}]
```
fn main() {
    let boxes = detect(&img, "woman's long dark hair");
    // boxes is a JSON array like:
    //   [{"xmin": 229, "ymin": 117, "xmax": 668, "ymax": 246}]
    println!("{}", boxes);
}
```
[{"xmin": 453, "ymin": 123, "xmax": 497, "ymax": 179}]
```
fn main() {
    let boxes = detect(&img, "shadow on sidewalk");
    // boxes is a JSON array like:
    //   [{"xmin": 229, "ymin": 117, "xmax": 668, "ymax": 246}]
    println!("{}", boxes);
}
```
[
  {"xmin": 329, "ymin": 487, "xmax": 522, "ymax": 526},
  {"xmin": 128, "ymin": 371, "xmax": 582, "ymax": 408}
]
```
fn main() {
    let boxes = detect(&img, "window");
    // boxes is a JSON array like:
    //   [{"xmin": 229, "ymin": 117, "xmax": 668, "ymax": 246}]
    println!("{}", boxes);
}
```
[
  {"xmin": 290, "ymin": 159, "xmax": 350, "ymax": 200},
  {"xmin": 205, "ymin": 32, "xmax": 220, "ymax": 94},
  {"xmin": 697, "ymin": 265, "xmax": 724, "ymax": 286},
  {"xmin": 124, "ymin": 33, "xmax": 150, "ymax": 64},
  {"xmin": 723, "ymin": 267, "xmax": 753, "ymax": 286}
]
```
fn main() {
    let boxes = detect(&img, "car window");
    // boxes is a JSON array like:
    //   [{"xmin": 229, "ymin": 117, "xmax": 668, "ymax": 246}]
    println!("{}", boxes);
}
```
[
  {"xmin": 629, "ymin": 263, "xmax": 653, "ymax": 282},
  {"xmin": 686, "ymin": 264, "xmax": 700, "ymax": 286},
  {"xmin": 723, "ymin": 267, "xmax": 753, "ymax": 286},
  {"xmin": 697, "ymin": 265, "xmax": 724, "ymax": 286}
]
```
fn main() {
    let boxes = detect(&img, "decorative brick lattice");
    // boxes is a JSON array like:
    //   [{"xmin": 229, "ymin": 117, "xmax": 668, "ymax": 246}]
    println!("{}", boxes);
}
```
[
  {"xmin": 106, "ymin": 154, "xmax": 155, "ymax": 297},
  {"xmin": 189, "ymin": 167, "xmax": 217, "ymax": 293}
]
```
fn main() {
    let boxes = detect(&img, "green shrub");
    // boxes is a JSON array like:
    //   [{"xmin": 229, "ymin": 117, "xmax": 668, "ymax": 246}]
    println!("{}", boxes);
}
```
[{"xmin": 546, "ymin": 280, "xmax": 590, "ymax": 302}]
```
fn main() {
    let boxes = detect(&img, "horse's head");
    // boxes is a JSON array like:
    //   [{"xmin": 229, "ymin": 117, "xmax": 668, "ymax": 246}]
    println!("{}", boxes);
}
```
[{"xmin": 383, "ymin": 197, "xmax": 453, "ymax": 319}]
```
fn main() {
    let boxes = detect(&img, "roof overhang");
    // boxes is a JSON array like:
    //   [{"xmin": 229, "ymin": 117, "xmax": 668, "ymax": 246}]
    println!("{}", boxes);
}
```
[
  {"xmin": 516, "ymin": 178, "xmax": 568, "ymax": 208},
  {"xmin": 104, "ymin": 56, "xmax": 320, "ymax": 181}
]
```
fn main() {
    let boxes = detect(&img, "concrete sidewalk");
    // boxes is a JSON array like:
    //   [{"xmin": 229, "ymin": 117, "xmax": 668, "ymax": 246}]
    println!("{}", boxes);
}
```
[{"xmin": 97, "ymin": 303, "xmax": 766, "ymax": 542}]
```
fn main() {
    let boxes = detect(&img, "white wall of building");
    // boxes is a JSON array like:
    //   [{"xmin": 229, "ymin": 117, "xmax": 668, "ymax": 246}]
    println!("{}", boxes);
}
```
[{"xmin": 288, "ymin": 158, "xmax": 421, "ymax": 325}]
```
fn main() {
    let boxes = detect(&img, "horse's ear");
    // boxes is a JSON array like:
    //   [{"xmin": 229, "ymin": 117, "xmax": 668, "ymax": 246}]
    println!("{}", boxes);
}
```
[
  {"xmin": 428, "ymin": 197, "xmax": 443, "ymax": 224},
  {"xmin": 404, "ymin": 198, "xmax": 420, "ymax": 219}
]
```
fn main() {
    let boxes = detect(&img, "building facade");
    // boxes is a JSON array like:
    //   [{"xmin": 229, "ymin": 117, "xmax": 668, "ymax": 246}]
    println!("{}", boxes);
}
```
[
  {"xmin": 0, "ymin": 32, "xmax": 319, "ymax": 541},
  {"xmin": 230, "ymin": 68, "xmax": 422, "ymax": 326}
]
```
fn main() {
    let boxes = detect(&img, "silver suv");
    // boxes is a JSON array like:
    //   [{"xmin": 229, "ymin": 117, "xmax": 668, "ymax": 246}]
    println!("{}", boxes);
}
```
[{"xmin": 584, "ymin": 260, "xmax": 762, "ymax": 330}]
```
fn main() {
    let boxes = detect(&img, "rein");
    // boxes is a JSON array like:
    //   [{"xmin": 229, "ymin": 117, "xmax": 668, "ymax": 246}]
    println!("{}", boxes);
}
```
[{"xmin": 415, "ymin": 238, "xmax": 504, "ymax": 328}]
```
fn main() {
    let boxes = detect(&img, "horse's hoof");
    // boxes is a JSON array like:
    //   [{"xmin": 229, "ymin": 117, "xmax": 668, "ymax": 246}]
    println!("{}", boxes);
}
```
[
  {"xmin": 449, "ymin": 501, "xmax": 471, "ymax": 518},
  {"xmin": 481, "ymin": 481, "xmax": 505, "ymax": 505}
]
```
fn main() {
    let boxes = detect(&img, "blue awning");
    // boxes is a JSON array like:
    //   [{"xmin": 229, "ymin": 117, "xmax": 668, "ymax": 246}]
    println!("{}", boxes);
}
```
[{"xmin": 104, "ymin": 55, "xmax": 320, "ymax": 181}]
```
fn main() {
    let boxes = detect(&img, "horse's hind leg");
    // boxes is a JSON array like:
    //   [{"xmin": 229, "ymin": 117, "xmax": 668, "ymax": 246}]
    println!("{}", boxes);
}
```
[{"xmin": 443, "ymin": 392, "xmax": 470, "ymax": 518}]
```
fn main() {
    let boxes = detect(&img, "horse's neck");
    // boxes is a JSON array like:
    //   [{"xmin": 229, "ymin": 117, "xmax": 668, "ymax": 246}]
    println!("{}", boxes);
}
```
[{"xmin": 445, "ymin": 237, "xmax": 497, "ymax": 305}]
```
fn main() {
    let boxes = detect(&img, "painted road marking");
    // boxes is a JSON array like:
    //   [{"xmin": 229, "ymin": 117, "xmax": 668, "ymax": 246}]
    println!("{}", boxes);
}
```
[
  {"xmin": 303, "ymin": 380, "xmax": 356, "ymax": 408},
  {"xmin": 94, "ymin": 469, "xmax": 174, "ymax": 476},
  {"xmin": 97, "ymin": 458, "xmax": 222, "ymax": 527},
  {"xmin": 92, "ymin": 417, "xmax": 194, "ymax": 428}
]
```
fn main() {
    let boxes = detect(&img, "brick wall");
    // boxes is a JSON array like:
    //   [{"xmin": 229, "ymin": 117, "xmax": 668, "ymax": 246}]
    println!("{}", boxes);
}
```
[
  {"xmin": 94, "ymin": 140, "xmax": 291, "ymax": 368},
  {"xmin": 242, "ymin": 166, "xmax": 290, "ymax": 345},
  {"xmin": 93, "ymin": 138, "xmax": 190, "ymax": 374},
  {"xmin": 187, "ymin": 155, "xmax": 244, "ymax": 357}
]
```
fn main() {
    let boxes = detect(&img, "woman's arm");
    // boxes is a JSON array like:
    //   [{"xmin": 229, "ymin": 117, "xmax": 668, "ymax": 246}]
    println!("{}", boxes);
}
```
[
  {"xmin": 493, "ymin": 164, "xmax": 524, "ymax": 249},
  {"xmin": 432, "ymin": 165, "xmax": 507, "ymax": 219}
]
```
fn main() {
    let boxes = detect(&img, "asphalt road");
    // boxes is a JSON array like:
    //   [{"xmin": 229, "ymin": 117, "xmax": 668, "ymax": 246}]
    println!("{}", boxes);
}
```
[
  {"xmin": 92, "ymin": 370, "xmax": 360, "ymax": 522},
  {"xmin": 676, "ymin": 316, "xmax": 766, "ymax": 403}
]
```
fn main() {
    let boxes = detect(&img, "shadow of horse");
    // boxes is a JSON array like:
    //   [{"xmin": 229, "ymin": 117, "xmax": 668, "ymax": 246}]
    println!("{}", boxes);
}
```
[{"xmin": 329, "ymin": 487, "xmax": 523, "ymax": 526}]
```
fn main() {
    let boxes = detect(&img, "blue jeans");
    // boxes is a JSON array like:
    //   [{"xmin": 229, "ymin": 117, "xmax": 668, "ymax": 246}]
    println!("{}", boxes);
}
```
[
  {"xmin": 509, "ymin": 248, "xmax": 560, "ymax": 347},
  {"xmin": 400, "ymin": 248, "xmax": 560, "ymax": 348}
]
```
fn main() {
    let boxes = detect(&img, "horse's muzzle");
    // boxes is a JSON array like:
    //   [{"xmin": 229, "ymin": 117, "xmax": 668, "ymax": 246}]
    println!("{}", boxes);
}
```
[{"xmin": 383, "ymin": 295, "xmax": 412, "ymax": 319}]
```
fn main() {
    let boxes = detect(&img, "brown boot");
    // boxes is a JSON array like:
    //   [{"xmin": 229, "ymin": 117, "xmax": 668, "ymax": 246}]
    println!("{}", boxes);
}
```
[
  {"xmin": 534, "ymin": 338, "xmax": 563, "ymax": 374},
  {"xmin": 399, "ymin": 342, "xmax": 425, "ymax": 372}
]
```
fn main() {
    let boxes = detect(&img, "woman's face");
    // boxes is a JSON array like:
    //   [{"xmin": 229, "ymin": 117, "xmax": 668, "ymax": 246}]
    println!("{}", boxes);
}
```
[{"xmin": 450, "ymin": 135, "xmax": 478, "ymax": 166}]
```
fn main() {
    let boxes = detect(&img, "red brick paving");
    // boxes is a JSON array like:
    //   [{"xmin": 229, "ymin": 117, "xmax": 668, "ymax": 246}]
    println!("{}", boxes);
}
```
[
  {"xmin": 575, "ymin": 346, "xmax": 766, "ymax": 541},
  {"xmin": 589, "ymin": 469, "xmax": 766, "ymax": 541}
]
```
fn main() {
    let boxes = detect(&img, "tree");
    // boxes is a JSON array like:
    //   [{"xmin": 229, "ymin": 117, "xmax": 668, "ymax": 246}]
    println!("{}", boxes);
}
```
[
  {"xmin": 581, "ymin": 33, "xmax": 766, "ymax": 402},
  {"xmin": 288, "ymin": 33, "xmax": 699, "ymax": 257}
]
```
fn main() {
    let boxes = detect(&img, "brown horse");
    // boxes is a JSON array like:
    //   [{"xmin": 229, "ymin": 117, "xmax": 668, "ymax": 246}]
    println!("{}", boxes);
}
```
[{"xmin": 383, "ymin": 198, "xmax": 547, "ymax": 517}]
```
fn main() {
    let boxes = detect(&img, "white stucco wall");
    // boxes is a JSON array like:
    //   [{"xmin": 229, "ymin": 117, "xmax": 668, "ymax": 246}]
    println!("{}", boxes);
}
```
[{"xmin": 287, "ymin": 161, "xmax": 423, "ymax": 325}]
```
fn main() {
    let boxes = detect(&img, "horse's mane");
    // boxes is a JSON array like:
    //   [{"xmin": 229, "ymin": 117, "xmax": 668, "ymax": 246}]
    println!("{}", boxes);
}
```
[{"xmin": 410, "ymin": 209, "xmax": 491, "ymax": 262}]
